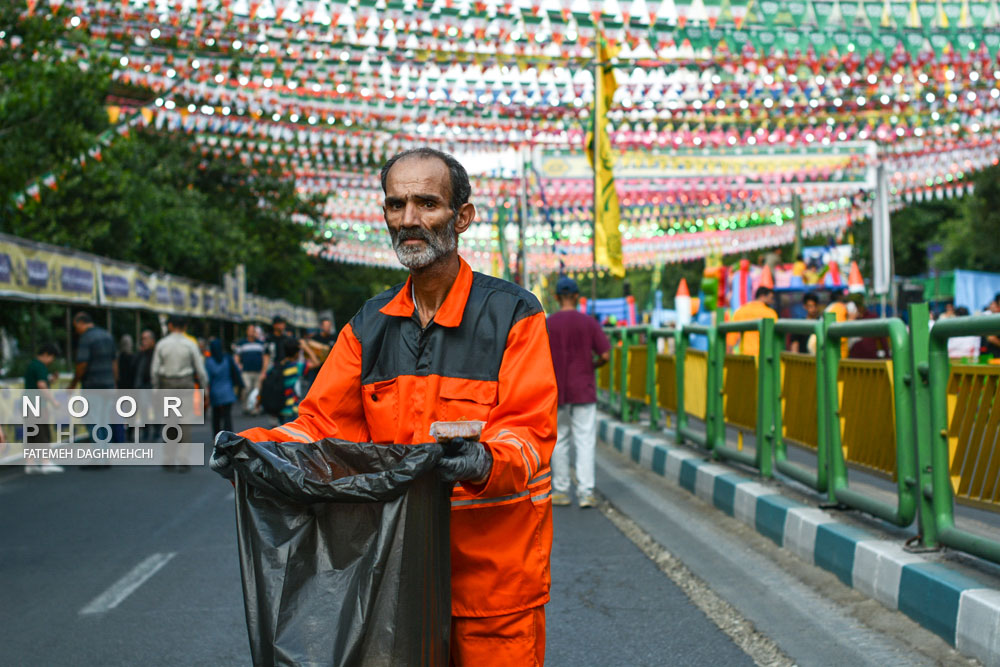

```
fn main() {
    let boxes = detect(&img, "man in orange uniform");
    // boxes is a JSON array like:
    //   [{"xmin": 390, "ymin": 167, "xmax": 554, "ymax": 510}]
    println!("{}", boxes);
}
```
[
  {"xmin": 237, "ymin": 147, "xmax": 558, "ymax": 666},
  {"xmin": 726, "ymin": 286, "xmax": 778, "ymax": 355}
]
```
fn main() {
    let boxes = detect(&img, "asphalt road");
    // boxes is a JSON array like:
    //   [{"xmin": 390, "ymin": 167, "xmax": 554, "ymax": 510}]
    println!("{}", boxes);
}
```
[{"xmin": 0, "ymin": 415, "xmax": 751, "ymax": 666}]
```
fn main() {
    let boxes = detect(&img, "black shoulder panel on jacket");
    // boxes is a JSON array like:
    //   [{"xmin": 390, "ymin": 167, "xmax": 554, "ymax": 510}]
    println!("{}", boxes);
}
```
[{"xmin": 352, "ymin": 272, "xmax": 542, "ymax": 385}]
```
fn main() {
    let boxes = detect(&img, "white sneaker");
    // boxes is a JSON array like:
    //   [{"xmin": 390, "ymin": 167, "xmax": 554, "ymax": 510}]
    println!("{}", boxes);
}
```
[
  {"xmin": 578, "ymin": 493, "xmax": 597, "ymax": 508},
  {"xmin": 40, "ymin": 464, "xmax": 65, "ymax": 474}
]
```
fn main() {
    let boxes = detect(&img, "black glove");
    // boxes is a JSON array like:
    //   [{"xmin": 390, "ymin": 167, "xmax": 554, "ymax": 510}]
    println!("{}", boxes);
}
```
[
  {"xmin": 209, "ymin": 430, "xmax": 239, "ymax": 480},
  {"xmin": 437, "ymin": 438, "xmax": 493, "ymax": 484}
]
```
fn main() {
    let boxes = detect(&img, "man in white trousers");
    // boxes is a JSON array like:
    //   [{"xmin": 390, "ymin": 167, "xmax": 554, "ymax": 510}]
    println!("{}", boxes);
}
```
[{"xmin": 546, "ymin": 277, "xmax": 611, "ymax": 508}]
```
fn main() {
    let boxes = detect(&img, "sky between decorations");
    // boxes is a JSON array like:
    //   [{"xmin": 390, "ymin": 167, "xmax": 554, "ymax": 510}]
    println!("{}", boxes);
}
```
[{"xmin": 27, "ymin": 0, "xmax": 1000, "ymax": 272}]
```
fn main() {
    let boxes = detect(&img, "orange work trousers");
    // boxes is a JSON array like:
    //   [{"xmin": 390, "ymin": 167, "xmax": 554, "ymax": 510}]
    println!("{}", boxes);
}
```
[{"xmin": 450, "ymin": 606, "xmax": 546, "ymax": 666}]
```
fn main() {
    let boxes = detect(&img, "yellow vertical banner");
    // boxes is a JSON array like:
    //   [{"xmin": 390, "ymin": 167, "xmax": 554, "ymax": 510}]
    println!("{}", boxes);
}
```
[{"xmin": 586, "ymin": 33, "xmax": 625, "ymax": 279}]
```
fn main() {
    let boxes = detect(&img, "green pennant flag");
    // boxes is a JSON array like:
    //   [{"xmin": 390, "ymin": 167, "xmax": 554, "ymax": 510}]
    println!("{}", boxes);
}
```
[
  {"xmin": 723, "ymin": 25, "xmax": 752, "ymax": 48},
  {"xmin": 807, "ymin": 28, "xmax": 834, "ymax": 51},
  {"xmin": 830, "ymin": 29, "xmax": 853, "ymax": 52},
  {"xmin": 889, "ymin": 1, "xmax": 910, "ymax": 26},
  {"xmin": 864, "ymin": 0, "xmax": 888, "ymax": 27},
  {"xmin": 916, "ymin": 2, "xmax": 937, "ymax": 29},
  {"xmin": 955, "ymin": 30, "xmax": 977, "ymax": 51},
  {"xmin": 757, "ymin": 0, "xmax": 797, "ymax": 26},
  {"xmin": 682, "ymin": 26, "xmax": 710, "ymax": 50},
  {"xmin": 983, "ymin": 31, "xmax": 1000, "ymax": 50},
  {"xmin": 786, "ymin": 0, "xmax": 811, "ymax": 26},
  {"xmin": 928, "ymin": 30, "xmax": 953, "ymax": 52},
  {"xmin": 854, "ymin": 29, "xmax": 876, "ymax": 52},
  {"xmin": 901, "ymin": 27, "xmax": 926, "ymax": 53},
  {"xmin": 812, "ymin": 0, "xmax": 841, "ymax": 29},
  {"xmin": 878, "ymin": 31, "xmax": 900, "ymax": 50},
  {"xmin": 779, "ymin": 28, "xmax": 804, "ymax": 49},
  {"xmin": 968, "ymin": 0, "xmax": 990, "ymax": 27},
  {"xmin": 754, "ymin": 27, "xmax": 779, "ymax": 48},
  {"xmin": 941, "ymin": 1, "xmax": 963, "ymax": 27},
  {"xmin": 986, "ymin": 0, "xmax": 1000, "ymax": 28}
]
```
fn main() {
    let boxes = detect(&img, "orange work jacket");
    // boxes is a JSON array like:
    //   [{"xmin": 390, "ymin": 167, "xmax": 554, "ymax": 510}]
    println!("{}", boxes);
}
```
[{"xmin": 240, "ymin": 257, "xmax": 558, "ymax": 618}]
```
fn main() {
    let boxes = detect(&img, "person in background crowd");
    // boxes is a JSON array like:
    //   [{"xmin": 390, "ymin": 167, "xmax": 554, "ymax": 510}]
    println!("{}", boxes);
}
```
[
  {"xmin": 789, "ymin": 291, "xmax": 820, "ymax": 354},
  {"xmin": 825, "ymin": 290, "xmax": 851, "ymax": 357},
  {"xmin": 205, "ymin": 338, "xmax": 239, "ymax": 436},
  {"xmin": 298, "ymin": 337, "xmax": 330, "ymax": 397},
  {"xmin": 983, "ymin": 294, "xmax": 1000, "ymax": 360},
  {"xmin": 277, "ymin": 337, "xmax": 306, "ymax": 422},
  {"xmin": 114, "ymin": 334, "xmax": 136, "ymax": 443},
  {"xmin": 547, "ymin": 276, "xmax": 611, "ymax": 509},
  {"xmin": 69, "ymin": 312, "xmax": 117, "ymax": 392},
  {"xmin": 726, "ymin": 286, "xmax": 778, "ymax": 355},
  {"xmin": 132, "ymin": 329, "xmax": 158, "ymax": 443},
  {"xmin": 133, "ymin": 330, "xmax": 156, "ymax": 389},
  {"xmin": 117, "ymin": 335, "xmax": 136, "ymax": 390},
  {"xmin": 24, "ymin": 343, "xmax": 63, "ymax": 474},
  {"xmin": 847, "ymin": 295, "xmax": 889, "ymax": 359},
  {"xmin": 938, "ymin": 301, "xmax": 956, "ymax": 320},
  {"xmin": 947, "ymin": 307, "xmax": 981, "ymax": 361},
  {"xmin": 314, "ymin": 317, "xmax": 336, "ymax": 346},
  {"xmin": 234, "ymin": 324, "xmax": 265, "ymax": 415},
  {"xmin": 259, "ymin": 316, "xmax": 293, "ymax": 389},
  {"xmin": 70, "ymin": 312, "xmax": 118, "ymax": 456},
  {"xmin": 152, "ymin": 315, "xmax": 208, "ymax": 471}
]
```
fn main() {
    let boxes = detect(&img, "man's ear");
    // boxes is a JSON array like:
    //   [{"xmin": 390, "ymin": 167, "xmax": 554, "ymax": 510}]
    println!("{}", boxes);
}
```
[{"xmin": 455, "ymin": 202, "xmax": 476, "ymax": 234}]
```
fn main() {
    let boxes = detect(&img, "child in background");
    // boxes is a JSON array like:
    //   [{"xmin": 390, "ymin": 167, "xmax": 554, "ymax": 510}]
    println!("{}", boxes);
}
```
[
  {"xmin": 279, "ymin": 338, "xmax": 306, "ymax": 422},
  {"xmin": 24, "ymin": 343, "xmax": 63, "ymax": 474}
]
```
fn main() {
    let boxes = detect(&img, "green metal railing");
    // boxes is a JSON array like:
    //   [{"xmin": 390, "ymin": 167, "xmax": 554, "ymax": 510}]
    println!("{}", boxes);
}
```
[
  {"xmin": 771, "ymin": 318, "xmax": 829, "ymax": 494},
  {"xmin": 713, "ymin": 318, "xmax": 775, "ymax": 476},
  {"xmin": 596, "ymin": 305, "xmax": 1000, "ymax": 565},
  {"xmin": 674, "ymin": 323, "xmax": 718, "ymax": 449},
  {"xmin": 917, "ymin": 303, "xmax": 1000, "ymax": 562},
  {"xmin": 822, "ymin": 316, "xmax": 918, "ymax": 527}
]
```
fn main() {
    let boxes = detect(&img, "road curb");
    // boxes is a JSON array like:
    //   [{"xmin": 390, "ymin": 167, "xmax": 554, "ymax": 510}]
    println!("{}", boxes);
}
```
[{"xmin": 598, "ymin": 415, "xmax": 1000, "ymax": 667}]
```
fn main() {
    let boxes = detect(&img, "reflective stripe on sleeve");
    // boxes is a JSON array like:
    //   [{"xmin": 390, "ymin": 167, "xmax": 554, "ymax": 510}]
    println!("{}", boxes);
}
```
[{"xmin": 276, "ymin": 424, "xmax": 310, "ymax": 442}]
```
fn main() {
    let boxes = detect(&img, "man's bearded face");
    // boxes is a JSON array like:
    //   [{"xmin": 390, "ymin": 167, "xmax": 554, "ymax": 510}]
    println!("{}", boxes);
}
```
[{"xmin": 389, "ymin": 211, "xmax": 458, "ymax": 269}]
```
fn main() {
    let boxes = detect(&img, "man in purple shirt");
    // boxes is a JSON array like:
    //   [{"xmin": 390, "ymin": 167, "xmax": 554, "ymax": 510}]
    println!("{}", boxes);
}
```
[{"xmin": 546, "ymin": 277, "xmax": 611, "ymax": 508}]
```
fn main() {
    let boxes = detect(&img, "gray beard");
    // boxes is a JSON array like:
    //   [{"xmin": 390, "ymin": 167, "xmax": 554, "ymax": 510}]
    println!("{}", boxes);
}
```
[{"xmin": 390, "ymin": 213, "xmax": 458, "ymax": 269}]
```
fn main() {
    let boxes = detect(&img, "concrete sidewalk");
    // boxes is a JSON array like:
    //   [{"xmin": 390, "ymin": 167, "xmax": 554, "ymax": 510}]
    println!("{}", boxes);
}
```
[{"xmin": 597, "ymin": 413, "xmax": 1000, "ymax": 666}]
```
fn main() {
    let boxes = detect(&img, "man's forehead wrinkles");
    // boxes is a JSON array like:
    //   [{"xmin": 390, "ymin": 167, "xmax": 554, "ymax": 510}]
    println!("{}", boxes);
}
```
[{"xmin": 384, "ymin": 192, "xmax": 445, "ymax": 203}]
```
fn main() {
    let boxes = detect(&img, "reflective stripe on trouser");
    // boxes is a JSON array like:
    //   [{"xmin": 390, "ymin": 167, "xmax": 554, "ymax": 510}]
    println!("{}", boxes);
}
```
[
  {"xmin": 450, "ymin": 605, "xmax": 546, "ymax": 667},
  {"xmin": 552, "ymin": 402, "xmax": 596, "ymax": 496}
]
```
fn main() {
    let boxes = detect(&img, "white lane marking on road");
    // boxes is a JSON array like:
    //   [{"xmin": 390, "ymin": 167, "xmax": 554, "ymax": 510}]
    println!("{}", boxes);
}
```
[{"xmin": 79, "ymin": 552, "xmax": 176, "ymax": 615}]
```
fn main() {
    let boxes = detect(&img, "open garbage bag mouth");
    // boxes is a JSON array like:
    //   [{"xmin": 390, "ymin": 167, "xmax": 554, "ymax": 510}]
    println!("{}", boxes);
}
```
[{"xmin": 218, "ymin": 436, "xmax": 451, "ymax": 667}]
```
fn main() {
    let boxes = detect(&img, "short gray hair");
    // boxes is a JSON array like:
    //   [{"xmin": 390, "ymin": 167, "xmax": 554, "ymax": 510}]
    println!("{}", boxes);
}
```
[{"xmin": 379, "ymin": 148, "xmax": 471, "ymax": 213}]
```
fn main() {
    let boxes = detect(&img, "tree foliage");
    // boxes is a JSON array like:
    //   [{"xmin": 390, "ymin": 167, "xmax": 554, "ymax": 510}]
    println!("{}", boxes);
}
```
[
  {"xmin": 0, "ymin": 5, "xmax": 328, "ymax": 307},
  {"xmin": 0, "ymin": 5, "xmax": 110, "ymax": 209}
]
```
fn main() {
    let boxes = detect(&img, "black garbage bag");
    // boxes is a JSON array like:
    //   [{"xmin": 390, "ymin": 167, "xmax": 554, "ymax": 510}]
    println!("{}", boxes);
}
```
[{"xmin": 216, "ymin": 436, "xmax": 451, "ymax": 667}]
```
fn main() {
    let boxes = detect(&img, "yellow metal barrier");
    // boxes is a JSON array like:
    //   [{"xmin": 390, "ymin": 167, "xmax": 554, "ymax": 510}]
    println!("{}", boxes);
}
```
[
  {"xmin": 723, "ymin": 354, "xmax": 757, "ymax": 432},
  {"xmin": 946, "ymin": 364, "xmax": 1000, "ymax": 511},
  {"xmin": 780, "ymin": 353, "xmax": 819, "ymax": 450},
  {"xmin": 656, "ymin": 354, "xmax": 677, "ymax": 412},
  {"xmin": 598, "ymin": 347, "xmax": 615, "ymax": 393},
  {"xmin": 837, "ymin": 359, "xmax": 897, "ymax": 480},
  {"xmin": 684, "ymin": 350, "xmax": 708, "ymax": 420},
  {"xmin": 627, "ymin": 346, "xmax": 648, "ymax": 404}
]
